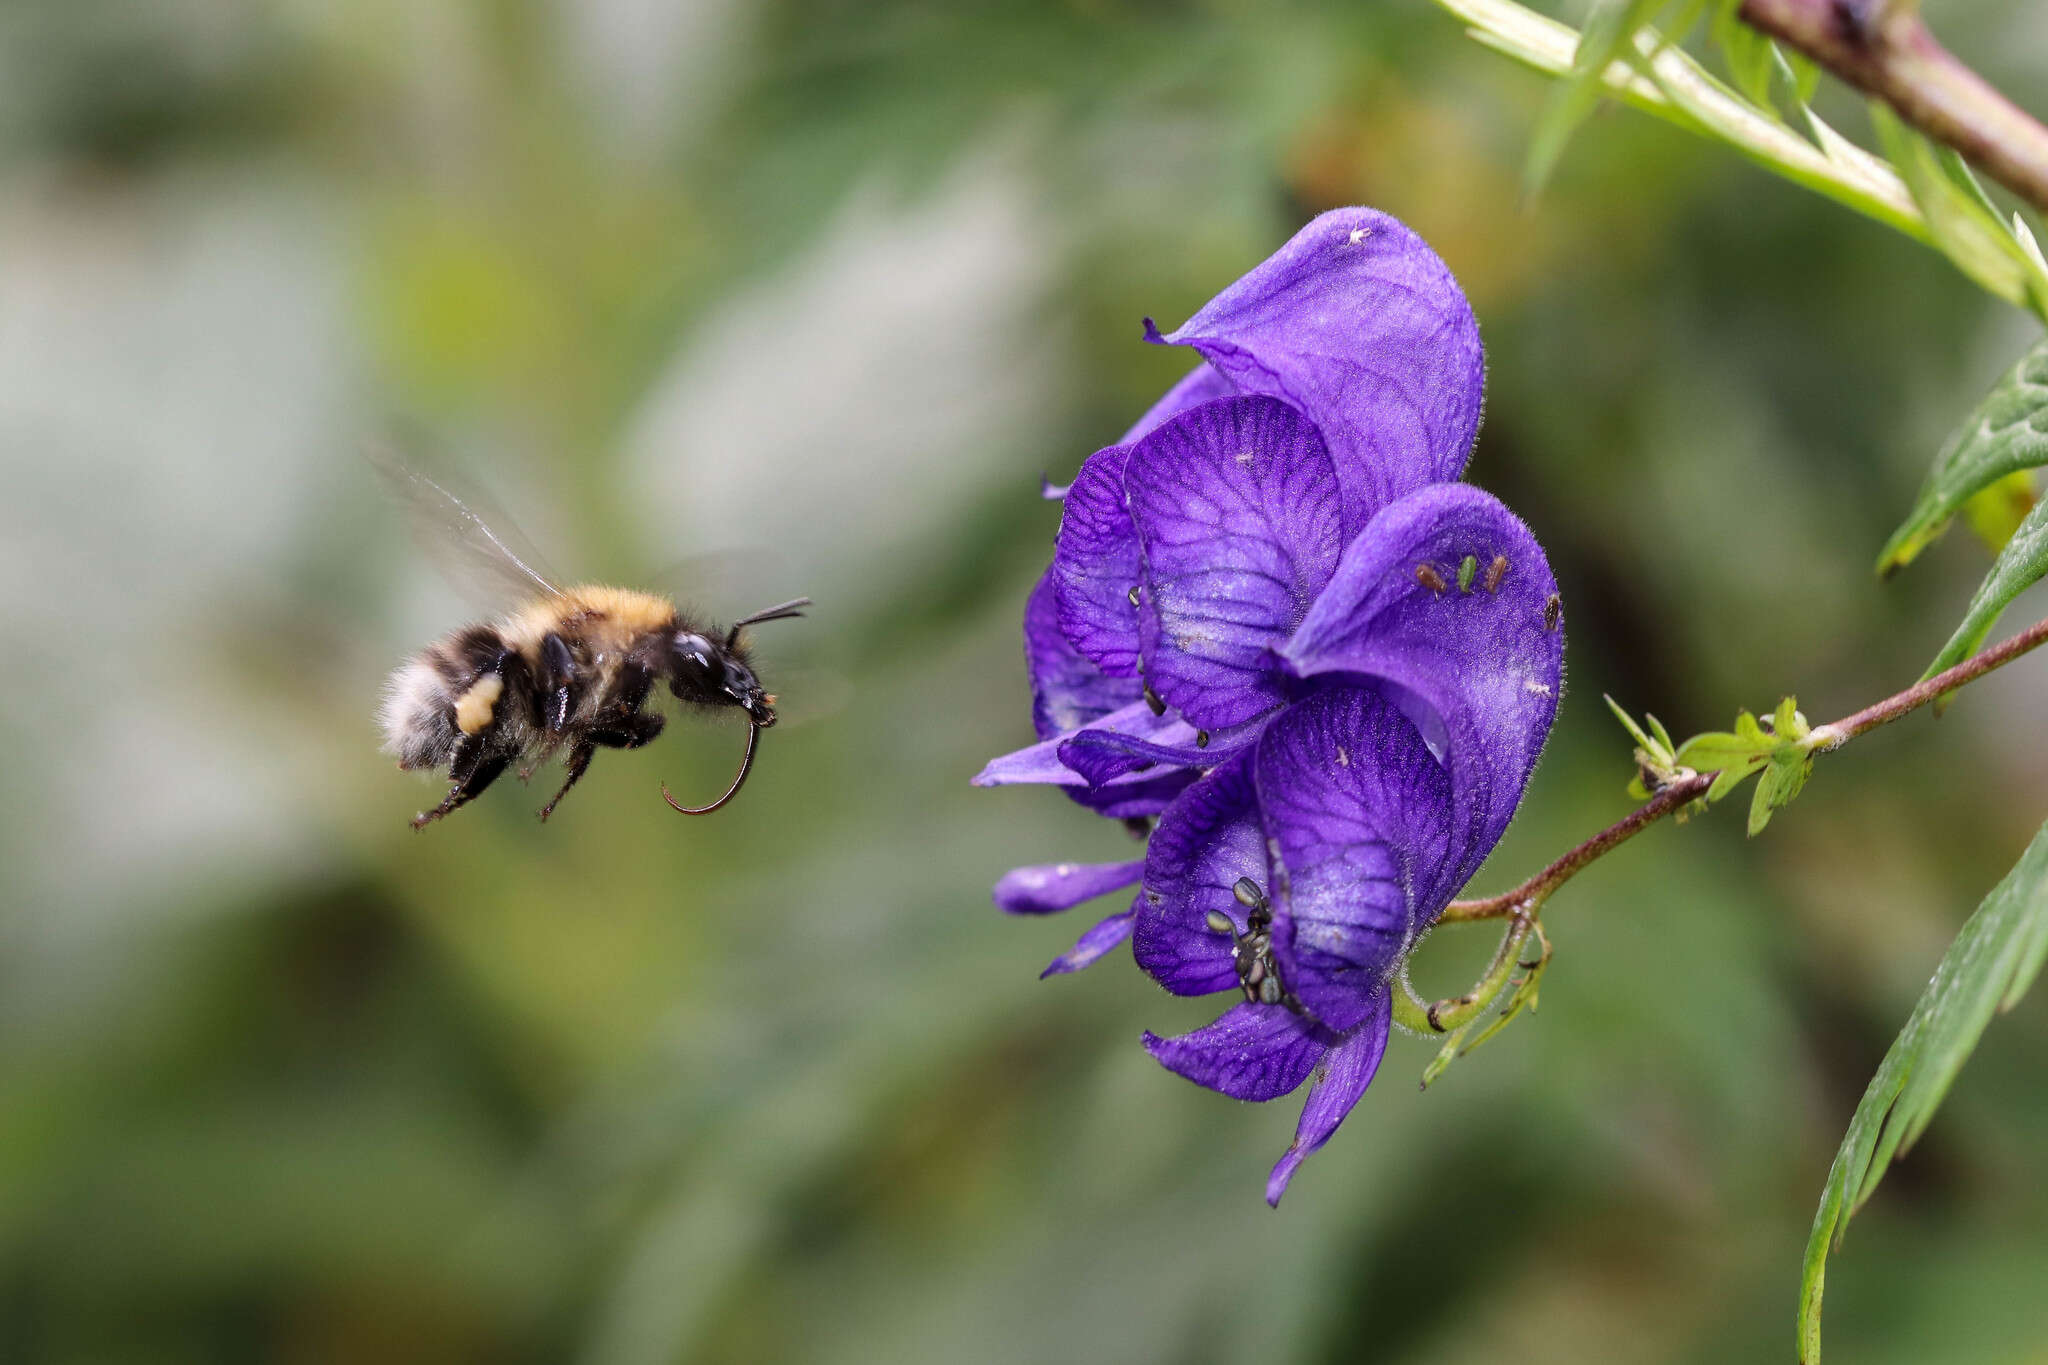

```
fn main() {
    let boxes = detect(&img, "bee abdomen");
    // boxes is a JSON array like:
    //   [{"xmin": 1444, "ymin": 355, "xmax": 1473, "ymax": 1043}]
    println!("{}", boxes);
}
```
[
  {"xmin": 380, "ymin": 626, "xmax": 526, "ymax": 771},
  {"xmin": 380, "ymin": 655, "xmax": 460, "ymax": 769}
]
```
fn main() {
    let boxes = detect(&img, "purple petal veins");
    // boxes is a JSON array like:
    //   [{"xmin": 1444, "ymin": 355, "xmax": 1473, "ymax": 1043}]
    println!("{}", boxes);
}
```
[
  {"xmin": 1282, "ymin": 483, "xmax": 1563, "ymax": 901},
  {"xmin": 980, "ymin": 206, "xmax": 1555, "ymax": 1204},
  {"xmin": 1142, "ymin": 1001, "xmax": 1331, "ymax": 1102},
  {"xmin": 1024, "ymin": 569, "xmax": 1141, "ymax": 741},
  {"xmin": 1255, "ymin": 683, "xmax": 1456, "ymax": 1031},
  {"xmin": 1133, "ymin": 752, "xmax": 1266, "ymax": 997},
  {"xmin": 1125, "ymin": 395, "xmax": 1344, "ymax": 729},
  {"xmin": 1053, "ymin": 446, "xmax": 1145, "ymax": 676},
  {"xmin": 1146, "ymin": 207, "xmax": 1484, "ymax": 535}
]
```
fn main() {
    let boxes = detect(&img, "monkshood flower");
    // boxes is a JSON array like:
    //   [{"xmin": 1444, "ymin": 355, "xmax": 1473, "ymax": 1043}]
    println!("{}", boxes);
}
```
[{"xmin": 975, "ymin": 208, "xmax": 1564, "ymax": 1200}]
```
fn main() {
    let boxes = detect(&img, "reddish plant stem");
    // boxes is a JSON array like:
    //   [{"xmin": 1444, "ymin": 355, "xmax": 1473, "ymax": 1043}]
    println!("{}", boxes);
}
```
[
  {"xmin": 1442, "ymin": 612, "xmax": 2048, "ymax": 924},
  {"xmin": 1740, "ymin": 0, "xmax": 2048, "ymax": 217}
]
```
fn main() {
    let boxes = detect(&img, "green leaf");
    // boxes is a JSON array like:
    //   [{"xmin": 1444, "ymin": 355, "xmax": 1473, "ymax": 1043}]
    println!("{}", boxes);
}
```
[
  {"xmin": 1746, "ymin": 768, "xmax": 1776, "ymax": 835},
  {"xmin": 1878, "ymin": 336, "xmax": 2048, "ymax": 575},
  {"xmin": 1779, "ymin": 46, "xmax": 1820, "ymax": 106},
  {"xmin": 1870, "ymin": 104, "xmax": 2048, "ymax": 320},
  {"xmin": 1936, "ymin": 144, "xmax": 2005, "ymax": 224},
  {"xmin": 1525, "ymin": 0, "xmax": 1671, "ymax": 194},
  {"xmin": 1674, "ymin": 731, "xmax": 1766, "ymax": 773},
  {"xmin": 1706, "ymin": 760, "xmax": 1759, "ymax": 803},
  {"xmin": 1604, "ymin": 693, "xmax": 1660, "ymax": 755},
  {"xmin": 1921, "ymin": 490, "xmax": 2048, "ymax": 683},
  {"xmin": 1747, "ymin": 752, "xmax": 1812, "ymax": 836},
  {"xmin": 1797, "ymin": 818, "xmax": 2048, "ymax": 1362},
  {"xmin": 1733, "ymin": 707, "xmax": 1771, "ymax": 746},
  {"xmin": 1710, "ymin": 0, "xmax": 1774, "ymax": 109}
]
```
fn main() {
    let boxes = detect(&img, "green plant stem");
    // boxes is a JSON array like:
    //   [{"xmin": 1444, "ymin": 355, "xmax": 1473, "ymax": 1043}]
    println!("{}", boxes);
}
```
[
  {"xmin": 1442, "ymin": 610, "xmax": 2048, "ymax": 924},
  {"xmin": 1431, "ymin": 0, "xmax": 1928, "ymax": 242},
  {"xmin": 1741, "ymin": 0, "xmax": 2048, "ymax": 217},
  {"xmin": 1424, "ymin": 912, "xmax": 1538, "ymax": 1031}
]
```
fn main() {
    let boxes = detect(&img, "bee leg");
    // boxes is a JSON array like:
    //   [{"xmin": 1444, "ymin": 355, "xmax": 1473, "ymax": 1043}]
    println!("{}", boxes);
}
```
[
  {"xmin": 539, "ymin": 633, "xmax": 577, "ymax": 734},
  {"xmin": 591, "ymin": 711, "xmax": 666, "ymax": 750},
  {"xmin": 412, "ymin": 743, "xmax": 509, "ymax": 829},
  {"xmin": 537, "ymin": 743, "xmax": 595, "ymax": 822}
]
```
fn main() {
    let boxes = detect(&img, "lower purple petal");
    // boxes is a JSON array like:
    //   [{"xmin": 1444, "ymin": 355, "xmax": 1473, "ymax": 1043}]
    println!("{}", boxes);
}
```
[
  {"xmin": 1024, "ymin": 569, "xmax": 1142, "ymax": 741},
  {"xmin": 1053, "ymin": 446, "xmax": 1144, "ymax": 677},
  {"xmin": 1282, "ymin": 484, "xmax": 1563, "ymax": 908},
  {"xmin": 1055, "ymin": 717, "xmax": 1254, "ymax": 787},
  {"xmin": 993, "ymin": 860, "xmax": 1145, "ymax": 915},
  {"xmin": 974, "ymin": 700, "xmax": 1181, "ymax": 788},
  {"xmin": 1142, "ymin": 1001, "xmax": 1327, "ymax": 1102},
  {"xmin": 1062, "ymin": 772, "xmax": 1197, "ymax": 819},
  {"xmin": 1254, "ymin": 684, "xmax": 1455, "ymax": 1031},
  {"xmin": 1041, "ymin": 905, "xmax": 1137, "ymax": 977},
  {"xmin": 1266, "ymin": 989, "xmax": 1391, "ymax": 1207},
  {"xmin": 1133, "ymin": 751, "xmax": 1266, "ymax": 997}
]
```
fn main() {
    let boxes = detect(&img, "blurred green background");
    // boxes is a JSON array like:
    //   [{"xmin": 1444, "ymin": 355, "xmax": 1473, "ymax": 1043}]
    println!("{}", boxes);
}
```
[{"xmin": 3, "ymin": 1, "xmax": 2046, "ymax": 1360}]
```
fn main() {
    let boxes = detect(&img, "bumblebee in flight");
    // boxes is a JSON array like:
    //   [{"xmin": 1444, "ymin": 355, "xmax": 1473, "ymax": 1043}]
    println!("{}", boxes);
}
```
[{"xmin": 375, "ymin": 455, "xmax": 810, "ymax": 829}]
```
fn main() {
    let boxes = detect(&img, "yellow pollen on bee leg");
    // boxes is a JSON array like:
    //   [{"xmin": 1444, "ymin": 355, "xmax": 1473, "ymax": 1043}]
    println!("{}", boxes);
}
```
[{"xmin": 455, "ymin": 675, "xmax": 504, "ymax": 735}]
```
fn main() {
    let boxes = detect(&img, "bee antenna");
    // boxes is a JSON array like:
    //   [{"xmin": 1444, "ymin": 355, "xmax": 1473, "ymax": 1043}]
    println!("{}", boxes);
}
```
[
  {"xmin": 662, "ymin": 723, "xmax": 760, "ymax": 816},
  {"xmin": 724, "ymin": 596, "xmax": 812, "ymax": 649}
]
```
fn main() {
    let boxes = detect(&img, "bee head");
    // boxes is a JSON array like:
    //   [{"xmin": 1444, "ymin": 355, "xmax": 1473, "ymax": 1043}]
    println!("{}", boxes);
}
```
[{"xmin": 669, "ymin": 631, "xmax": 777, "ymax": 727}]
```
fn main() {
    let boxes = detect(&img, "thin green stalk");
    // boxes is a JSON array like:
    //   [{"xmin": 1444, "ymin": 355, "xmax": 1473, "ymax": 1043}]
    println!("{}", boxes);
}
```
[{"xmin": 1431, "ymin": 0, "xmax": 1928, "ymax": 241}]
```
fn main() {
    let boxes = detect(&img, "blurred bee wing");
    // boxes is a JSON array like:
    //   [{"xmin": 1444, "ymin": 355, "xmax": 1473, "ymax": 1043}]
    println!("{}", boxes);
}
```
[
  {"xmin": 368, "ymin": 443, "xmax": 565, "ymax": 608},
  {"xmin": 647, "ymin": 547, "xmax": 795, "ymax": 617}
]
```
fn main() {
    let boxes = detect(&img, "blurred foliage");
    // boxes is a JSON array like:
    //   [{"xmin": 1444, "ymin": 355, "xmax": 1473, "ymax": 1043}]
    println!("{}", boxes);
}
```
[{"xmin": 2, "ymin": 1, "xmax": 2047, "ymax": 1363}]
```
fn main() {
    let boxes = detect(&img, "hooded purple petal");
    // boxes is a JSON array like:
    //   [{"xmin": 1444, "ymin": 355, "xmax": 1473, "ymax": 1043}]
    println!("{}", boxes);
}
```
[
  {"xmin": 1024, "ymin": 569, "xmax": 1142, "ymax": 741},
  {"xmin": 1281, "ymin": 483, "xmax": 1561, "ymax": 901},
  {"xmin": 1265, "ymin": 992, "xmax": 1392, "ymax": 1207},
  {"xmin": 993, "ymin": 860, "xmax": 1145, "ymax": 915},
  {"xmin": 1255, "ymin": 683, "xmax": 1456, "ymax": 1031},
  {"xmin": 1147, "ymin": 208, "xmax": 1483, "ymax": 534},
  {"xmin": 1142, "ymin": 1002, "xmax": 1327, "ymax": 1102},
  {"xmin": 1042, "ymin": 904, "xmax": 1137, "ymax": 977},
  {"xmin": 1053, "ymin": 446, "xmax": 1144, "ymax": 677},
  {"xmin": 1126, "ymin": 395, "xmax": 1344, "ymax": 730},
  {"xmin": 1133, "ymin": 752, "xmax": 1265, "ymax": 997}
]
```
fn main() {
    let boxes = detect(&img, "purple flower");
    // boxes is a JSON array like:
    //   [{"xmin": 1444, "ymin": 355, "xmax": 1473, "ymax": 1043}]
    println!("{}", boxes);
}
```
[{"xmin": 976, "ymin": 208, "xmax": 1563, "ymax": 1200}]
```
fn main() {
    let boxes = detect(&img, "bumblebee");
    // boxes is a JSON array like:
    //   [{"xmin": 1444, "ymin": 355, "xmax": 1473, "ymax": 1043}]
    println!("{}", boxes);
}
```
[{"xmin": 375, "ymin": 455, "xmax": 810, "ymax": 828}]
